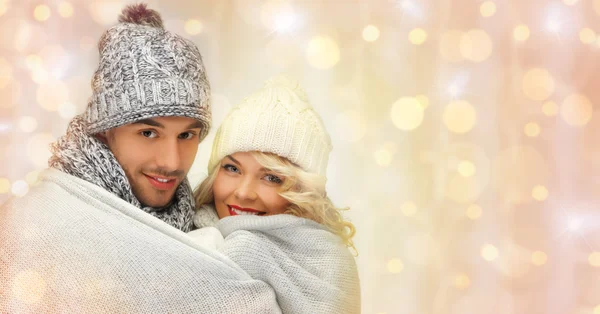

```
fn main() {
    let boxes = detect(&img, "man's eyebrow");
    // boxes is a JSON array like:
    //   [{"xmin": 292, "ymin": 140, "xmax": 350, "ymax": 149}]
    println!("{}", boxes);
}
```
[
  {"xmin": 186, "ymin": 120, "xmax": 204, "ymax": 129},
  {"xmin": 132, "ymin": 119, "xmax": 163, "ymax": 128},
  {"xmin": 226, "ymin": 155, "xmax": 240, "ymax": 165}
]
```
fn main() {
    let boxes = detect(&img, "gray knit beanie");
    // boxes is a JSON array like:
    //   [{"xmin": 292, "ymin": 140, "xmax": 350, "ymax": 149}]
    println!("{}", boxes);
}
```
[{"xmin": 84, "ymin": 3, "xmax": 211, "ymax": 140}]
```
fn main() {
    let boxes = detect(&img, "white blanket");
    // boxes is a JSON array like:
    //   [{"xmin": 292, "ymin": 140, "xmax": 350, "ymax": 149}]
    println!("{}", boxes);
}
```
[
  {"xmin": 212, "ymin": 214, "xmax": 361, "ymax": 313},
  {"xmin": 0, "ymin": 169, "xmax": 280, "ymax": 313}
]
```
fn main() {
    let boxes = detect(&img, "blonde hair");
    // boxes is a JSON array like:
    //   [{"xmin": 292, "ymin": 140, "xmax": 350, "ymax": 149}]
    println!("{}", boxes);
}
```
[{"xmin": 194, "ymin": 151, "xmax": 356, "ymax": 252}]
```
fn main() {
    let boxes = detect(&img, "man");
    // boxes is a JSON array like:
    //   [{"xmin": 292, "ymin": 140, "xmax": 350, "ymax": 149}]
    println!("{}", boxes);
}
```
[
  {"xmin": 47, "ymin": 3, "xmax": 211, "ymax": 232},
  {"xmin": 0, "ymin": 4, "xmax": 280, "ymax": 312}
]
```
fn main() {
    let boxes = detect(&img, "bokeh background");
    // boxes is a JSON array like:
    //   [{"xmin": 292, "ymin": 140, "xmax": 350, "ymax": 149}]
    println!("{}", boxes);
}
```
[{"xmin": 1, "ymin": 0, "xmax": 600, "ymax": 313}]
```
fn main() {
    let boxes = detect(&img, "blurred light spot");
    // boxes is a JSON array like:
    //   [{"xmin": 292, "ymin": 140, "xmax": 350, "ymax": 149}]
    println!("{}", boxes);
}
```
[
  {"xmin": 184, "ymin": 19, "xmax": 203, "ymax": 35},
  {"xmin": 334, "ymin": 110, "xmax": 366, "ymax": 142},
  {"xmin": 466, "ymin": 204, "xmax": 482, "ymax": 220},
  {"xmin": 34, "ymin": 5, "xmax": 51, "ymax": 22},
  {"xmin": 25, "ymin": 170, "xmax": 41, "ymax": 185},
  {"xmin": 524, "ymin": 122, "xmax": 541, "ymax": 137},
  {"xmin": 306, "ymin": 36, "xmax": 340, "ymax": 69},
  {"xmin": 481, "ymin": 244, "xmax": 499, "ymax": 261},
  {"xmin": 532, "ymin": 185, "xmax": 548, "ymax": 201},
  {"xmin": 59, "ymin": 102, "xmax": 77, "ymax": 119},
  {"xmin": 58, "ymin": 1, "xmax": 74, "ymax": 18},
  {"xmin": 561, "ymin": 93, "xmax": 593, "ymax": 127},
  {"xmin": 563, "ymin": 0, "xmax": 578, "ymax": 5},
  {"xmin": 12, "ymin": 270, "xmax": 46, "ymax": 304},
  {"xmin": 0, "ymin": 0, "xmax": 8, "ymax": 17},
  {"xmin": 27, "ymin": 133, "xmax": 55, "ymax": 168},
  {"xmin": 542, "ymin": 101, "xmax": 558, "ymax": 116},
  {"xmin": 391, "ymin": 97, "xmax": 424, "ymax": 131},
  {"xmin": 595, "ymin": 305, "xmax": 600, "ymax": 314},
  {"xmin": 80, "ymin": 36, "xmax": 95, "ymax": 51},
  {"xmin": 25, "ymin": 54, "xmax": 43, "ymax": 70},
  {"xmin": 0, "ymin": 178, "xmax": 10, "ymax": 194},
  {"xmin": 589, "ymin": 252, "xmax": 600, "ymax": 267},
  {"xmin": 513, "ymin": 24, "xmax": 530, "ymax": 42},
  {"xmin": 374, "ymin": 149, "xmax": 393, "ymax": 167},
  {"xmin": 408, "ymin": 28, "xmax": 427, "ymax": 45},
  {"xmin": 31, "ymin": 68, "xmax": 49, "ymax": 84},
  {"xmin": 580, "ymin": 28, "xmax": 596, "ymax": 44},
  {"xmin": 458, "ymin": 160, "xmax": 476, "ymax": 177},
  {"xmin": 18, "ymin": 116, "xmax": 38, "ymax": 133},
  {"xmin": 415, "ymin": 94, "xmax": 429, "ymax": 109},
  {"xmin": 362, "ymin": 25, "xmax": 380, "ymax": 42},
  {"xmin": 443, "ymin": 100, "xmax": 477, "ymax": 134},
  {"xmin": 454, "ymin": 273, "xmax": 470, "ymax": 289},
  {"xmin": 261, "ymin": 0, "xmax": 297, "ymax": 33},
  {"xmin": 0, "ymin": 57, "xmax": 13, "ymax": 88},
  {"xmin": 37, "ymin": 80, "xmax": 69, "ymax": 111},
  {"xmin": 440, "ymin": 30, "xmax": 464, "ymax": 62},
  {"xmin": 531, "ymin": 251, "xmax": 547, "ymax": 266},
  {"xmin": 387, "ymin": 258, "xmax": 404, "ymax": 273},
  {"xmin": 522, "ymin": 68, "xmax": 555, "ymax": 101},
  {"xmin": 401, "ymin": 202, "xmax": 417, "ymax": 217},
  {"xmin": 11, "ymin": 180, "xmax": 29, "ymax": 197},
  {"xmin": 480, "ymin": 1, "xmax": 496, "ymax": 17},
  {"xmin": 568, "ymin": 218, "xmax": 582, "ymax": 232},
  {"xmin": 460, "ymin": 29, "xmax": 493, "ymax": 62}
]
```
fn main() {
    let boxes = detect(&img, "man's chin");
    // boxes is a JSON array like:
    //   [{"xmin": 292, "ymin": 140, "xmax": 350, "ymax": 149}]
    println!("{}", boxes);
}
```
[{"xmin": 136, "ymin": 191, "xmax": 177, "ymax": 209}]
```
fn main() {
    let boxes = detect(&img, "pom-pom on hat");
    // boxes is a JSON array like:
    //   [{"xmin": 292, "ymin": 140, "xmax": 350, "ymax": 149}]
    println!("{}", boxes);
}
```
[
  {"xmin": 208, "ymin": 75, "xmax": 332, "ymax": 177},
  {"xmin": 84, "ymin": 3, "xmax": 211, "ymax": 141}
]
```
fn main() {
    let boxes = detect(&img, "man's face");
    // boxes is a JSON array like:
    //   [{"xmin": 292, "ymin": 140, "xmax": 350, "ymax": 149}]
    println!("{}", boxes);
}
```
[{"xmin": 100, "ymin": 116, "xmax": 203, "ymax": 208}]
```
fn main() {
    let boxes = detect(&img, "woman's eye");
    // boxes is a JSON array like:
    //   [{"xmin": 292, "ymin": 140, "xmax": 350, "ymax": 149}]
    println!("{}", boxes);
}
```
[
  {"xmin": 264, "ymin": 174, "xmax": 283, "ymax": 184},
  {"xmin": 223, "ymin": 164, "xmax": 240, "ymax": 173},
  {"xmin": 179, "ymin": 132, "xmax": 196, "ymax": 140},
  {"xmin": 140, "ymin": 130, "xmax": 157, "ymax": 138}
]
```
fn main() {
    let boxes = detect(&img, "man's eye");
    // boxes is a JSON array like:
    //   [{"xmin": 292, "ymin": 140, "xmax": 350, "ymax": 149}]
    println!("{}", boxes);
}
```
[
  {"xmin": 223, "ymin": 164, "xmax": 240, "ymax": 173},
  {"xmin": 178, "ymin": 132, "xmax": 196, "ymax": 140},
  {"xmin": 140, "ymin": 130, "xmax": 157, "ymax": 138},
  {"xmin": 264, "ymin": 174, "xmax": 283, "ymax": 184}
]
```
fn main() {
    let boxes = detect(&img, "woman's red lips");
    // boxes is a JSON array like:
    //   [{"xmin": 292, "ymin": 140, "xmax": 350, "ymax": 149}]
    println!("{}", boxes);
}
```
[{"xmin": 228, "ymin": 205, "xmax": 266, "ymax": 216}]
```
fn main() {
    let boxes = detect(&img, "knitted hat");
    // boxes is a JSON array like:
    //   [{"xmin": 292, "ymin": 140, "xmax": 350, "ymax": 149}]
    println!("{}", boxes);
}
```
[
  {"xmin": 208, "ymin": 75, "xmax": 332, "ymax": 177},
  {"xmin": 84, "ymin": 3, "xmax": 211, "ymax": 140}
]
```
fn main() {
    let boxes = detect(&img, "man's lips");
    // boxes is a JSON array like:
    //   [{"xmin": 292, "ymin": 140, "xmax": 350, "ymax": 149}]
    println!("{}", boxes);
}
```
[
  {"xmin": 228, "ymin": 205, "xmax": 266, "ymax": 216},
  {"xmin": 144, "ymin": 174, "xmax": 177, "ymax": 190}
]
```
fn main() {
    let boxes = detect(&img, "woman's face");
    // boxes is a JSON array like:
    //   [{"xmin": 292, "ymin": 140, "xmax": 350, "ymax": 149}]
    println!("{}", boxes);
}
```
[{"xmin": 212, "ymin": 152, "xmax": 290, "ymax": 218}]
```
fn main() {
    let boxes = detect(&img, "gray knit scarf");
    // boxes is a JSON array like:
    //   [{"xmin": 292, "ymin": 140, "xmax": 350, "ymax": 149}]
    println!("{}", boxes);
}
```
[{"xmin": 49, "ymin": 115, "xmax": 195, "ymax": 232}]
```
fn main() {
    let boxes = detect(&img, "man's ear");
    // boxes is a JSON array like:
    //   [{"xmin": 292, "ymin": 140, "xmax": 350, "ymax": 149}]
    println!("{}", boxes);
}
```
[{"xmin": 95, "ymin": 132, "xmax": 108, "ymax": 144}]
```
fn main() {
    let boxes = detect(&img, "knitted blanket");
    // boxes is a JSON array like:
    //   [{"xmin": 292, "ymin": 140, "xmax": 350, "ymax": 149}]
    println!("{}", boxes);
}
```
[
  {"xmin": 215, "ymin": 214, "xmax": 362, "ymax": 313},
  {"xmin": 0, "ymin": 169, "xmax": 280, "ymax": 313}
]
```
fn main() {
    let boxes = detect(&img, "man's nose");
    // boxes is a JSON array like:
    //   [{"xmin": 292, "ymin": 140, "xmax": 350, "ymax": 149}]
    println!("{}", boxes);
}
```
[{"xmin": 155, "ymin": 138, "xmax": 181, "ymax": 173}]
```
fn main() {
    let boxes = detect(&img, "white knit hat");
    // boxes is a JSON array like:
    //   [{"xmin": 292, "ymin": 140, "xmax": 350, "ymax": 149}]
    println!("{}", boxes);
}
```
[{"xmin": 208, "ymin": 75, "xmax": 332, "ymax": 177}]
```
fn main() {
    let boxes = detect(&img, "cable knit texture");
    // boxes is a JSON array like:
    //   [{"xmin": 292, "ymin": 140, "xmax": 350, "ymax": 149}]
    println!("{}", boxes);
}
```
[
  {"xmin": 84, "ymin": 3, "xmax": 211, "ymax": 140},
  {"xmin": 208, "ymin": 75, "xmax": 332, "ymax": 177}
]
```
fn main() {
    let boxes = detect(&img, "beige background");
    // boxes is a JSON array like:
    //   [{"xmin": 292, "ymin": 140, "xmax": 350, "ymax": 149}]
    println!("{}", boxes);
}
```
[{"xmin": 1, "ymin": 0, "xmax": 600, "ymax": 313}]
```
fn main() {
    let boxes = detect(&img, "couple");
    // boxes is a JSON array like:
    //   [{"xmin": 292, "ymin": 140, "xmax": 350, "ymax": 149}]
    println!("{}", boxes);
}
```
[{"xmin": 0, "ymin": 3, "xmax": 360, "ymax": 313}]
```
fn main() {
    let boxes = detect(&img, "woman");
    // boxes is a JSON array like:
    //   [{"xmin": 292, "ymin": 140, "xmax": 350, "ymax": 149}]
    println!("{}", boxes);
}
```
[{"xmin": 190, "ymin": 75, "xmax": 361, "ymax": 313}]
